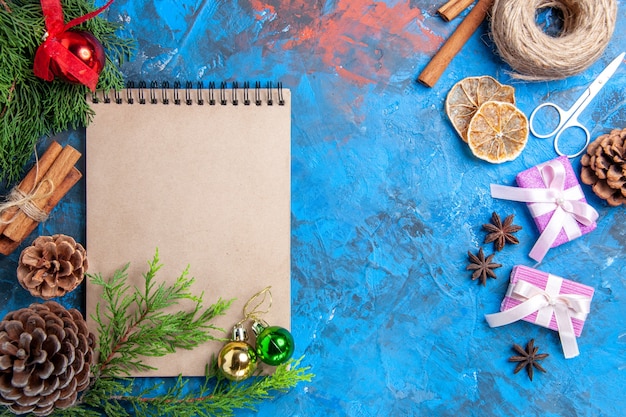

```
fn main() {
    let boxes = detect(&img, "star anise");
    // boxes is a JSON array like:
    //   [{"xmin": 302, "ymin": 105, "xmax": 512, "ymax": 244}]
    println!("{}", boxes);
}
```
[
  {"xmin": 466, "ymin": 247, "xmax": 502, "ymax": 285},
  {"xmin": 509, "ymin": 339, "xmax": 549, "ymax": 381},
  {"xmin": 483, "ymin": 212, "xmax": 522, "ymax": 251}
]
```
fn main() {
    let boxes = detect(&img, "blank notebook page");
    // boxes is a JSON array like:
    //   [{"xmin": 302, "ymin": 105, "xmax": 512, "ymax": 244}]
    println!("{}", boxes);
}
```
[{"xmin": 85, "ymin": 86, "xmax": 291, "ymax": 377}]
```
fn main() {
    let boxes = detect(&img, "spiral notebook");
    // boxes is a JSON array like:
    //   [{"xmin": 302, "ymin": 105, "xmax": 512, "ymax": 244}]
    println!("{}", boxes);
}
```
[{"xmin": 85, "ymin": 82, "xmax": 291, "ymax": 377}]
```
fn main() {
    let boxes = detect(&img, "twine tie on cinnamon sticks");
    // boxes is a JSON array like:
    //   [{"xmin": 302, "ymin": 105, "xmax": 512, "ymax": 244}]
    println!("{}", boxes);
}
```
[
  {"xmin": 490, "ymin": 0, "xmax": 618, "ymax": 81},
  {"xmin": 0, "ymin": 147, "xmax": 53, "ymax": 224},
  {"xmin": 0, "ymin": 180, "xmax": 54, "ymax": 224},
  {"xmin": 0, "ymin": 141, "xmax": 82, "ymax": 255}
]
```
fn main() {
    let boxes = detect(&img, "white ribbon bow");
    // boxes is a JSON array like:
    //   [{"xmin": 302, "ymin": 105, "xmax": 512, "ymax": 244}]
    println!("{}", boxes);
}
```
[
  {"xmin": 490, "ymin": 159, "xmax": 598, "ymax": 262},
  {"xmin": 485, "ymin": 277, "xmax": 592, "ymax": 359}
]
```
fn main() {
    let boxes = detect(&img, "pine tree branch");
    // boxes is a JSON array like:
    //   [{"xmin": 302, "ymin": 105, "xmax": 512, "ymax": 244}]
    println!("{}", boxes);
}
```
[
  {"xmin": 0, "ymin": 0, "xmax": 135, "ymax": 186},
  {"xmin": 89, "ymin": 249, "xmax": 234, "ymax": 378},
  {"xmin": 99, "ymin": 306, "xmax": 149, "ymax": 374},
  {"xmin": 104, "ymin": 358, "xmax": 313, "ymax": 417}
]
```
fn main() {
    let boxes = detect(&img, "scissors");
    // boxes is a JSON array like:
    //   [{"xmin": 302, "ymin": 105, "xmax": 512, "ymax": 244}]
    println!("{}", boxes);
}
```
[{"xmin": 529, "ymin": 51, "xmax": 625, "ymax": 158}]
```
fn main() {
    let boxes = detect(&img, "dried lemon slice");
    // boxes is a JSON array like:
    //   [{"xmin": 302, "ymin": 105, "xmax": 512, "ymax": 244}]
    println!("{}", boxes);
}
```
[
  {"xmin": 467, "ymin": 101, "xmax": 529, "ymax": 164},
  {"xmin": 445, "ymin": 76, "xmax": 516, "ymax": 142}
]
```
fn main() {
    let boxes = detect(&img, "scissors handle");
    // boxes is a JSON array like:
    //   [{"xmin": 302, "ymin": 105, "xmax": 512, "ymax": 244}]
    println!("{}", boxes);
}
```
[
  {"xmin": 529, "ymin": 102, "xmax": 591, "ymax": 158},
  {"xmin": 529, "ymin": 102, "xmax": 568, "ymax": 139},
  {"xmin": 553, "ymin": 122, "xmax": 590, "ymax": 158}
]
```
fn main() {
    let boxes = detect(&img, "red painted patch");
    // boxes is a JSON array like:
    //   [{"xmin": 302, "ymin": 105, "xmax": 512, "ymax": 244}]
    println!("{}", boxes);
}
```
[
  {"xmin": 254, "ymin": 0, "xmax": 443, "ymax": 86},
  {"xmin": 250, "ymin": 0, "xmax": 277, "ymax": 21}
]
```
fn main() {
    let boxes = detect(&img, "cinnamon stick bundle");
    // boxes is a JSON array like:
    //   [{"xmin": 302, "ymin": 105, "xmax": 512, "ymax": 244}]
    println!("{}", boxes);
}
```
[{"xmin": 0, "ymin": 142, "xmax": 82, "ymax": 255}]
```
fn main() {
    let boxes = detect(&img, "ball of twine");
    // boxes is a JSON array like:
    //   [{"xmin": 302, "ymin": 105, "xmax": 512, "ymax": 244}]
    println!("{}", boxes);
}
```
[{"xmin": 490, "ymin": 0, "xmax": 617, "ymax": 81}]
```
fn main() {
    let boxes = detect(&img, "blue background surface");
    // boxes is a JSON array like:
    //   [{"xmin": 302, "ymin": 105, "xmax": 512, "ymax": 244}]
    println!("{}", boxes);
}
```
[{"xmin": 1, "ymin": 1, "xmax": 626, "ymax": 415}]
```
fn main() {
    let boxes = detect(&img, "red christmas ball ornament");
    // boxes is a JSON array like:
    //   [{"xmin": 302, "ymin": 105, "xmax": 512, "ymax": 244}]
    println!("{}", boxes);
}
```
[{"xmin": 48, "ymin": 30, "xmax": 106, "ymax": 84}]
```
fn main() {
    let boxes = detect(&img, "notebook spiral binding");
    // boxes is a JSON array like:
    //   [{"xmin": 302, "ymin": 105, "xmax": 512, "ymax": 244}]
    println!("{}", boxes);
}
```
[{"xmin": 91, "ymin": 81, "xmax": 285, "ymax": 106}]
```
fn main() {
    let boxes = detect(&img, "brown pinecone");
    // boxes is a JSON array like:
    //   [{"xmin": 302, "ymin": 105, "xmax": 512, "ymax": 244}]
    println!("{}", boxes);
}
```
[
  {"xmin": 17, "ymin": 235, "xmax": 88, "ymax": 299},
  {"xmin": 0, "ymin": 301, "xmax": 95, "ymax": 416},
  {"xmin": 580, "ymin": 128, "xmax": 626, "ymax": 206}
]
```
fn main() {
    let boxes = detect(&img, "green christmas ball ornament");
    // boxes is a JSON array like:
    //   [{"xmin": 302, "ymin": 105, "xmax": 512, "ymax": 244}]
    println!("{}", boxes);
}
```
[
  {"xmin": 252, "ymin": 322, "xmax": 295, "ymax": 366},
  {"xmin": 217, "ymin": 326, "xmax": 258, "ymax": 381}
]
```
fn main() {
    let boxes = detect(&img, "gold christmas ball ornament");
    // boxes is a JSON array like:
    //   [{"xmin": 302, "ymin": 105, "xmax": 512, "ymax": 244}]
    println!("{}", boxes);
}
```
[
  {"xmin": 217, "ymin": 326, "xmax": 257, "ymax": 381},
  {"xmin": 217, "ymin": 341, "xmax": 258, "ymax": 381}
]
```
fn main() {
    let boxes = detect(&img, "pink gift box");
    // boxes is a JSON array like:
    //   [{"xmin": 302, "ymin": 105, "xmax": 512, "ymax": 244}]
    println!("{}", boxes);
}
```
[
  {"xmin": 515, "ymin": 155, "xmax": 596, "ymax": 248},
  {"xmin": 501, "ymin": 265, "xmax": 594, "ymax": 336}
]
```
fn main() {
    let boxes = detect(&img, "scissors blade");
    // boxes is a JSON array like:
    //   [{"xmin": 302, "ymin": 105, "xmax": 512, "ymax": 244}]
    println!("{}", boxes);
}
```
[{"xmin": 578, "ymin": 52, "xmax": 625, "ymax": 107}]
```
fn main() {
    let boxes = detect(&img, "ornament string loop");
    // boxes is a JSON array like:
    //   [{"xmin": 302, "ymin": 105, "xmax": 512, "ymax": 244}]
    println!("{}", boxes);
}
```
[
  {"xmin": 237, "ymin": 286, "xmax": 273, "ymax": 326},
  {"xmin": 223, "ymin": 285, "xmax": 295, "ymax": 370},
  {"xmin": 33, "ymin": 0, "xmax": 114, "ymax": 91}
]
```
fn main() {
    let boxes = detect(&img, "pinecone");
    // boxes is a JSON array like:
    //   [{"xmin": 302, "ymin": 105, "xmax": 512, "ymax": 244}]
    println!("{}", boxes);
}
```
[
  {"xmin": 0, "ymin": 301, "xmax": 95, "ymax": 416},
  {"xmin": 580, "ymin": 128, "xmax": 626, "ymax": 206},
  {"xmin": 17, "ymin": 235, "xmax": 88, "ymax": 299}
]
